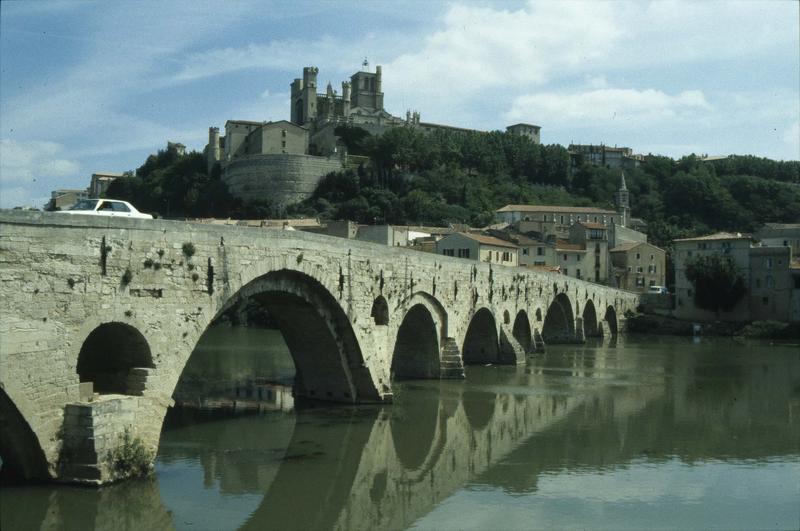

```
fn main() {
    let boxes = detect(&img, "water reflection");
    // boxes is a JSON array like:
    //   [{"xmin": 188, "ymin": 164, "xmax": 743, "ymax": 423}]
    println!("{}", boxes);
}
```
[{"xmin": 2, "ymin": 334, "xmax": 799, "ymax": 531}]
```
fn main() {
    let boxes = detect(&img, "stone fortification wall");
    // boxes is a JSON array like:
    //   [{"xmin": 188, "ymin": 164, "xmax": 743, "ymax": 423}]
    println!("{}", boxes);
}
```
[{"xmin": 223, "ymin": 153, "xmax": 343, "ymax": 207}]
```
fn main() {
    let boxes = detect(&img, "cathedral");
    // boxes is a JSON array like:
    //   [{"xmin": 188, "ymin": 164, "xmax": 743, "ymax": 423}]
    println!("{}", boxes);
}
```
[{"xmin": 204, "ymin": 64, "xmax": 541, "ymax": 208}]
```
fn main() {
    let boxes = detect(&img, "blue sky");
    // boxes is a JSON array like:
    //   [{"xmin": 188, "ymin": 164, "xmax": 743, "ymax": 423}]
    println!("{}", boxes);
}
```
[{"xmin": 1, "ymin": 0, "xmax": 798, "ymax": 208}]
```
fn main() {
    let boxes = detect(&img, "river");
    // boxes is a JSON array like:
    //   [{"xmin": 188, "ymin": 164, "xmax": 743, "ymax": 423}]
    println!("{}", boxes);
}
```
[{"xmin": 2, "ymin": 328, "xmax": 799, "ymax": 530}]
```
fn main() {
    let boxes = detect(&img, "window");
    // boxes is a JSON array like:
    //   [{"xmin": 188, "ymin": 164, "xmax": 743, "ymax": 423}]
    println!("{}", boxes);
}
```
[
  {"xmin": 722, "ymin": 241, "xmax": 731, "ymax": 254},
  {"xmin": 457, "ymin": 248, "xmax": 470, "ymax": 258},
  {"xmin": 576, "ymin": 269, "xmax": 582, "ymax": 279},
  {"xmin": 698, "ymin": 242, "xmax": 708, "ymax": 250},
  {"xmin": 649, "ymin": 280, "xmax": 656, "ymax": 286},
  {"xmin": 502, "ymin": 251, "xmax": 511, "ymax": 262},
  {"xmin": 496, "ymin": 251, "xmax": 500, "ymax": 261},
  {"xmin": 650, "ymin": 254, "xmax": 654, "ymax": 261},
  {"xmin": 766, "ymin": 275, "xmax": 774, "ymax": 288},
  {"xmin": 281, "ymin": 130, "xmax": 287, "ymax": 137},
  {"xmin": 762, "ymin": 296, "xmax": 769, "ymax": 305},
  {"xmin": 590, "ymin": 229, "xmax": 604, "ymax": 239},
  {"xmin": 522, "ymin": 248, "xmax": 529, "ymax": 256},
  {"xmin": 111, "ymin": 202, "xmax": 130, "ymax": 213},
  {"xmin": 563, "ymin": 254, "xmax": 568, "ymax": 261},
  {"xmin": 537, "ymin": 247, "xmax": 544, "ymax": 256},
  {"xmin": 648, "ymin": 265, "xmax": 656, "ymax": 274},
  {"xmin": 636, "ymin": 252, "xmax": 641, "ymax": 260},
  {"xmin": 627, "ymin": 266, "xmax": 632, "ymax": 272},
  {"xmin": 443, "ymin": 249, "xmax": 454, "ymax": 256},
  {"xmin": 563, "ymin": 268, "xmax": 569, "ymax": 276},
  {"xmin": 636, "ymin": 266, "xmax": 643, "ymax": 273},
  {"xmin": 766, "ymin": 258, "xmax": 773, "ymax": 269},
  {"xmin": 594, "ymin": 216, "xmax": 598, "ymax": 222},
  {"xmin": 636, "ymin": 277, "xmax": 645, "ymax": 287},
  {"xmin": 783, "ymin": 240, "xmax": 789, "ymax": 247},
  {"xmin": 560, "ymin": 215, "xmax": 564, "ymax": 224},
  {"xmin": 281, "ymin": 140, "xmax": 286, "ymax": 148}
]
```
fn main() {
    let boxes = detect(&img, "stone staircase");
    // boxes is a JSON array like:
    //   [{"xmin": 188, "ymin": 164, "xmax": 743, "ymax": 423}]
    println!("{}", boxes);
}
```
[{"xmin": 440, "ymin": 337, "xmax": 465, "ymax": 379}]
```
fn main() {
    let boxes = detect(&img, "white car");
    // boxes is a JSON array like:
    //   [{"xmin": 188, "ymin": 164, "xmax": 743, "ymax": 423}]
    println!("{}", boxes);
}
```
[{"xmin": 59, "ymin": 199, "xmax": 153, "ymax": 219}]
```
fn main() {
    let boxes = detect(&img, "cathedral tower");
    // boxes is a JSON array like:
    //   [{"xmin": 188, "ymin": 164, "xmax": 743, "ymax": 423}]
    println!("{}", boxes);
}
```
[{"xmin": 290, "ymin": 66, "xmax": 319, "ymax": 125}]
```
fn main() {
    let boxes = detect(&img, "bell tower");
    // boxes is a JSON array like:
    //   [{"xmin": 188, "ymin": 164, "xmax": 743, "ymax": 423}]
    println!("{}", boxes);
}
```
[{"xmin": 616, "ymin": 171, "xmax": 630, "ymax": 227}]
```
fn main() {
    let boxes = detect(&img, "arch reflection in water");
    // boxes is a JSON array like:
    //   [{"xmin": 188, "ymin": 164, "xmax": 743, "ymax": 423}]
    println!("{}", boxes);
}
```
[{"xmin": 5, "ymin": 337, "xmax": 799, "ymax": 530}]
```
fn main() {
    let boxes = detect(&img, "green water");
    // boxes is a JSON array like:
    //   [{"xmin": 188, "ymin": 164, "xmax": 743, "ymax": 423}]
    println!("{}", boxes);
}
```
[{"xmin": 2, "ymin": 329, "xmax": 799, "ymax": 530}]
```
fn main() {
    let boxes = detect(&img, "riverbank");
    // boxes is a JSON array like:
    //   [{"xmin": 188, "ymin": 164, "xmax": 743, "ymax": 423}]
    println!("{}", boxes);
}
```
[{"xmin": 626, "ymin": 313, "xmax": 800, "ymax": 339}]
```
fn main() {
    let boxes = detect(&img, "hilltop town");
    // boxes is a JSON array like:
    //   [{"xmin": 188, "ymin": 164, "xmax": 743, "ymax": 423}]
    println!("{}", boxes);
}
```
[{"xmin": 44, "ymin": 63, "xmax": 800, "ymax": 327}]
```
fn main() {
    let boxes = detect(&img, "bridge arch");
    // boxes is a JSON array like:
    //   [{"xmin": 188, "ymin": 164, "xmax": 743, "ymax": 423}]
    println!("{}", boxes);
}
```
[
  {"xmin": 391, "ymin": 304, "xmax": 440, "ymax": 380},
  {"xmin": 512, "ymin": 310, "xmax": 533, "ymax": 354},
  {"xmin": 371, "ymin": 295, "xmax": 389, "ymax": 326},
  {"xmin": 0, "ymin": 387, "xmax": 49, "ymax": 480},
  {"xmin": 462, "ymin": 308, "xmax": 499, "ymax": 364},
  {"xmin": 197, "ymin": 268, "xmax": 379, "ymax": 403},
  {"xmin": 582, "ymin": 300, "xmax": 599, "ymax": 338},
  {"xmin": 604, "ymin": 305, "xmax": 619, "ymax": 336},
  {"xmin": 542, "ymin": 293, "xmax": 575, "ymax": 343},
  {"xmin": 77, "ymin": 322, "xmax": 154, "ymax": 395}
]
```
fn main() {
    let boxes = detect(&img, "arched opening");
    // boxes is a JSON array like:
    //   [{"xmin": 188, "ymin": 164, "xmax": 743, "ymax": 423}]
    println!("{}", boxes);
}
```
[
  {"xmin": 392, "ymin": 304, "xmax": 440, "ymax": 380},
  {"xmin": 512, "ymin": 310, "xmax": 533, "ymax": 353},
  {"xmin": 0, "ymin": 388, "xmax": 49, "ymax": 480},
  {"xmin": 582, "ymin": 300, "xmax": 599, "ymax": 338},
  {"xmin": 177, "ymin": 269, "xmax": 378, "ymax": 405},
  {"xmin": 604, "ymin": 306, "xmax": 619, "ymax": 336},
  {"xmin": 371, "ymin": 295, "xmax": 389, "ymax": 326},
  {"xmin": 462, "ymin": 308, "xmax": 499, "ymax": 364},
  {"xmin": 542, "ymin": 293, "xmax": 575, "ymax": 344},
  {"xmin": 535, "ymin": 308, "xmax": 543, "ymax": 322},
  {"xmin": 77, "ymin": 323, "xmax": 153, "ymax": 395},
  {"xmin": 503, "ymin": 310, "xmax": 510, "ymax": 325}
]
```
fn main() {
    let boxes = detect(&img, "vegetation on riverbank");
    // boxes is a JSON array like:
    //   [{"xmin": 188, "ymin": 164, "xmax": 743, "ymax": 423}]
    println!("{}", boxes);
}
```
[
  {"xmin": 107, "ymin": 128, "xmax": 799, "ymax": 248},
  {"xmin": 627, "ymin": 313, "xmax": 800, "ymax": 339}
]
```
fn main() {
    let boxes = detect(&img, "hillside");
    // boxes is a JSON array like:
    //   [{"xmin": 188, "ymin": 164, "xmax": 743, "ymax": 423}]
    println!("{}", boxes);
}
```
[{"xmin": 107, "ymin": 127, "xmax": 800, "ymax": 248}]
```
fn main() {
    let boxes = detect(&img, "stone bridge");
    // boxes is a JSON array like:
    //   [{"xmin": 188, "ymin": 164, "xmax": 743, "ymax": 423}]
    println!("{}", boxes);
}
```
[{"xmin": 0, "ymin": 210, "xmax": 638, "ymax": 484}]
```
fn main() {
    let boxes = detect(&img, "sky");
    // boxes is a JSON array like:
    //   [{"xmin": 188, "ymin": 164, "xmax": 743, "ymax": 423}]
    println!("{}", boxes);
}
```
[{"xmin": 1, "ymin": 0, "xmax": 798, "ymax": 209}]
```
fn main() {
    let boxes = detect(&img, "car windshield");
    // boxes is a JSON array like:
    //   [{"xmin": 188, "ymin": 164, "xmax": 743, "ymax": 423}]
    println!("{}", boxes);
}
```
[{"xmin": 69, "ymin": 200, "xmax": 99, "ymax": 211}]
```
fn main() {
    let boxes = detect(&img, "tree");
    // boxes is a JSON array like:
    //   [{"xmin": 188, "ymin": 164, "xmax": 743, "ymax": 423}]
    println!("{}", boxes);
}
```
[{"xmin": 684, "ymin": 254, "xmax": 747, "ymax": 315}]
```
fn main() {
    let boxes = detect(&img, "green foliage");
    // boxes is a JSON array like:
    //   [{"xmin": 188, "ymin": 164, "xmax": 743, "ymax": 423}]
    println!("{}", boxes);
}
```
[
  {"xmin": 738, "ymin": 320, "xmax": 798, "ymax": 339},
  {"xmin": 106, "ymin": 149, "xmax": 278, "ymax": 219},
  {"xmin": 121, "ymin": 268, "xmax": 133, "ymax": 286},
  {"xmin": 684, "ymin": 254, "xmax": 747, "ymax": 314},
  {"xmin": 106, "ymin": 428, "xmax": 152, "ymax": 479},
  {"xmin": 182, "ymin": 242, "xmax": 195, "ymax": 258}
]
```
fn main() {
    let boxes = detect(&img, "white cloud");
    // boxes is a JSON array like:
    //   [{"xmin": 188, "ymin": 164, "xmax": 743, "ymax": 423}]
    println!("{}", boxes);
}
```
[
  {"xmin": 0, "ymin": 139, "xmax": 80, "ymax": 184},
  {"xmin": 505, "ymin": 87, "xmax": 711, "ymax": 126}
]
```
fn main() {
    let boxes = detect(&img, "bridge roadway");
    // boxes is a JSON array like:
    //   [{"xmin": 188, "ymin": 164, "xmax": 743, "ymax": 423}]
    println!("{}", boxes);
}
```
[{"xmin": 0, "ymin": 210, "xmax": 638, "ymax": 484}]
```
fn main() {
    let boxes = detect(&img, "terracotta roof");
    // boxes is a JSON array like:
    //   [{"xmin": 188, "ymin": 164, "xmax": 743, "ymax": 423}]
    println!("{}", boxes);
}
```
[
  {"xmin": 610, "ymin": 242, "xmax": 643, "ymax": 252},
  {"xmin": 577, "ymin": 221, "xmax": 607, "ymax": 229},
  {"xmin": 497, "ymin": 204, "xmax": 617, "ymax": 214},
  {"xmin": 673, "ymin": 232, "xmax": 753, "ymax": 242},
  {"xmin": 555, "ymin": 241, "xmax": 585, "ymax": 251},
  {"xmin": 456, "ymin": 232, "xmax": 518, "ymax": 249}
]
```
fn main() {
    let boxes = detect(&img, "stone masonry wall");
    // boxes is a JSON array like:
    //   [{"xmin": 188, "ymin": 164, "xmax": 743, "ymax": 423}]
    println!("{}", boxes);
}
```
[
  {"xmin": 0, "ymin": 210, "xmax": 639, "ymax": 483},
  {"xmin": 223, "ymin": 153, "xmax": 343, "ymax": 207}
]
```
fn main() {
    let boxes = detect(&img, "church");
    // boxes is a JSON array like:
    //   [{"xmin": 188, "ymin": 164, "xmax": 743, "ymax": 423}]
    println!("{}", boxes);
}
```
[{"xmin": 204, "ymin": 63, "xmax": 541, "ymax": 208}]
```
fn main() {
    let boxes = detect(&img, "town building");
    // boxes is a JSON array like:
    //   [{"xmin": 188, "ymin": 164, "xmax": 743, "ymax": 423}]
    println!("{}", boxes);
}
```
[
  {"xmin": 673, "ymin": 232, "xmax": 800, "ymax": 322},
  {"xmin": 610, "ymin": 241, "xmax": 666, "ymax": 291},
  {"xmin": 436, "ymin": 232, "xmax": 519, "ymax": 266},
  {"xmin": 754, "ymin": 223, "xmax": 800, "ymax": 257},
  {"xmin": 46, "ymin": 189, "xmax": 89, "ymax": 211},
  {"xmin": 88, "ymin": 172, "xmax": 124, "ymax": 199},
  {"xmin": 568, "ymin": 144, "xmax": 644, "ymax": 173}
]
